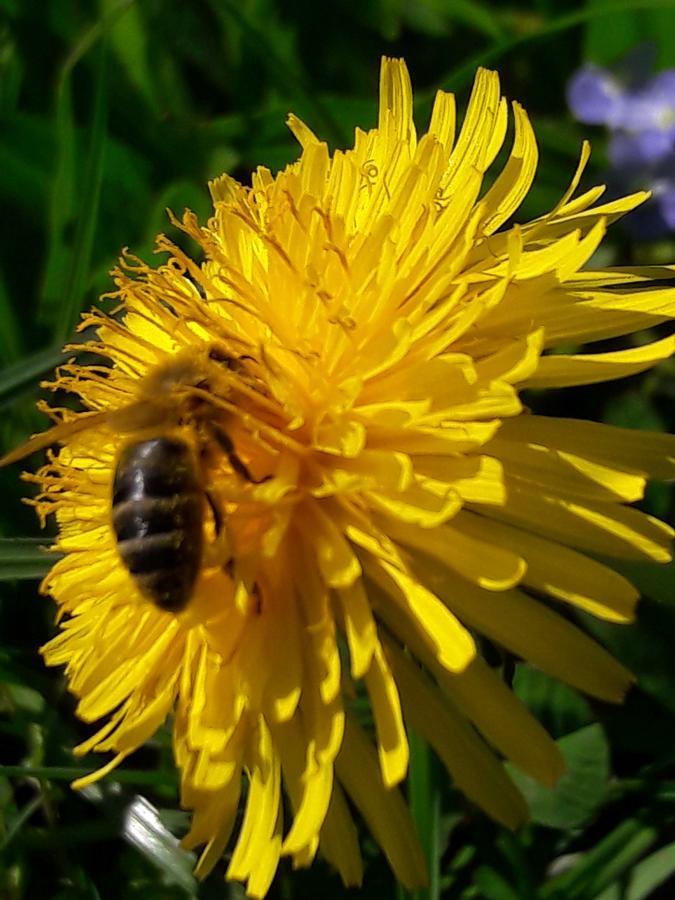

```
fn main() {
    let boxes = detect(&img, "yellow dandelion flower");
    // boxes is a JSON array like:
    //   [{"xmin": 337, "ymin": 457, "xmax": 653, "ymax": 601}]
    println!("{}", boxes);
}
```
[{"xmin": 6, "ymin": 57, "xmax": 675, "ymax": 895}]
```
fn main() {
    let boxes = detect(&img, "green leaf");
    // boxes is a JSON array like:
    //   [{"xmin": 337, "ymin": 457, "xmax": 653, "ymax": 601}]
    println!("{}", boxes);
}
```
[
  {"xmin": 119, "ymin": 795, "xmax": 196, "ymax": 893},
  {"xmin": 507, "ymin": 724, "xmax": 610, "ymax": 830},
  {"xmin": 0, "ymin": 793, "xmax": 43, "ymax": 852},
  {"xmin": 579, "ymin": 596, "xmax": 675, "ymax": 715},
  {"xmin": 0, "ymin": 765, "xmax": 176, "ymax": 788},
  {"xmin": 55, "ymin": 39, "xmax": 108, "ymax": 343},
  {"xmin": 0, "ymin": 538, "xmax": 58, "ymax": 581},
  {"xmin": 0, "ymin": 343, "xmax": 66, "ymax": 409},
  {"xmin": 584, "ymin": 0, "xmax": 675, "ymax": 67},
  {"xmin": 0, "ymin": 271, "xmax": 23, "ymax": 365},
  {"xmin": 607, "ymin": 558, "xmax": 675, "ymax": 607},
  {"xmin": 0, "ymin": 114, "xmax": 53, "ymax": 212},
  {"xmin": 625, "ymin": 841, "xmax": 675, "ymax": 899},
  {"xmin": 441, "ymin": 0, "xmax": 508, "ymax": 39},
  {"xmin": 407, "ymin": 729, "xmax": 441, "ymax": 900},
  {"xmin": 603, "ymin": 391, "xmax": 666, "ymax": 432},
  {"xmin": 473, "ymin": 867, "xmax": 522, "ymax": 900},
  {"xmin": 595, "ymin": 840, "xmax": 675, "ymax": 899},
  {"xmin": 5, "ymin": 683, "xmax": 45, "ymax": 715},
  {"xmin": 208, "ymin": 0, "xmax": 349, "ymax": 147},
  {"xmin": 513, "ymin": 666, "xmax": 593, "ymax": 739},
  {"xmin": 583, "ymin": 0, "xmax": 643, "ymax": 63},
  {"xmin": 99, "ymin": 0, "xmax": 158, "ymax": 113},
  {"xmin": 39, "ymin": 65, "xmax": 77, "ymax": 325},
  {"xmin": 542, "ymin": 818, "xmax": 658, "ymax": 899},
  {"xmin": 427, "ymin": 0, "xmax": 675, "ymax": 95},
  {"xmin": 0, "ymin": 23, "xmax": 22, "ymax": 116}
]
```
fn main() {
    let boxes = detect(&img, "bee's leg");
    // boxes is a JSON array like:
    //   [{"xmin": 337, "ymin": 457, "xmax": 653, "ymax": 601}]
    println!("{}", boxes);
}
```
[
  {"xmin": 205, "ymin": 490, "xmax": 223, "ymax": 536},
  {"xmin": 208, "ymin": 422, "xmax": 269, "ymax": 484},
  {"xmin": 202, "ymin": 489, "xmax": 232, "ymax": 569}
]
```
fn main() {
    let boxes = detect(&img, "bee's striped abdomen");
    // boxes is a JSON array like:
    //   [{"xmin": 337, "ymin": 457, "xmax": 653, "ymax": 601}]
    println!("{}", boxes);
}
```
[{"xmin": 111, "ymin": 437, "xmax": 203, "ymax": 612}]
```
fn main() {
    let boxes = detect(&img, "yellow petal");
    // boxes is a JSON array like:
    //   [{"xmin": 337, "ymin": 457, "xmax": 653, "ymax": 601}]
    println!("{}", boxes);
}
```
[
  {"xmin": 274, "ymin": 719, "xmax": 333, "ymax": 860},
  {"xmin": 365, "ymin": 557, "xmax": 475, "ymax": 673},
  {"xmin": 422, "ymin": 559, "xmax": 633, "ymax": 702},
  {"xmin": 336, "ymin": 578, "xmax": 378, "ymax": 679},
  {"xmin": 378, "ymin": 57, "xmax": 416, "ymax": 147},
  {"xmin": 287, "ymin": 113, "xmax": 320, "ymax": 148},
  {"xmin": 428, "ymin": 89, "xmax": 456, "ymax": 152},
  {"xmin": 479, "ymin": 101, "xmax": 538, "ymax": 235},
  {"xmin": 188, "ymin": 776, "xmax": 242, "ymax": 878},
  {"xmin": 372, "ymin": 591, "xmax": 564, "ymax": 786},
  {"xmin": 524, "ymin": 333, "xmax": 675, "ymax": 388},
  {"xmin": 489, "ymin": 476, "xmax": 674, "ymax": 561},
  {"xmin": 439, "ymin": 658, "xmax": 566, "ymax": 787},
  {"xmin": 486, "ymin": 436, "xmax": 646, "ymax": 502},
  {"xmin": 227, "ymin": 717, "xmax": 281, "ymax": 882},
  {"xmin": 497, "ymin": 415, "xmax": 675, "ymax": 480},
  {"xmin": 366, "ymin": 481, "xmax": 463, "ymax": 528},
  {"xmin": 416, "ymin": 454, "xmax": 506, "ymax": 506},
  {"xmin": 384, "ymin": 514, "xmax": 526, "ymax": 591},
  {"xmin": 319, "ymin": 782, "xmax": 364, "ymax": 887},
  {"xmin": 364, "ymin": 642, "xmax": 409, "ymax": 787},
  {"xmin": 336, "ymin": 713, "xmax": 427, "ymax": 890},
  {"xmin": 306, "ymin": 502, "xmax": 362, "ymax": 589},
  {"xmin": 387, "ymin": 640, "xmax": 530, "ymax": 828},
  {"xmin": 456, "ymin": 511, "xmax": 639, "ymax": 623},
  {"xmin": 70, "ymin": 751, "xmax": 130, "ymax": 790}
]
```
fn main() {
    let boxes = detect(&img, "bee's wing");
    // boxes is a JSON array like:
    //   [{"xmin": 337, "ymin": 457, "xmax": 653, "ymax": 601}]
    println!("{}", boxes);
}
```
[{"xmin": 0, "ymin": 411, "xmax": 111, "ymax": 467}]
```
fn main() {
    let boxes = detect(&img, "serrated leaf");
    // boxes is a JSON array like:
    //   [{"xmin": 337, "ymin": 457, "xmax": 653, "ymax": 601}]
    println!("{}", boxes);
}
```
[{"xmin": 507, "ymin": 724, "xmax": 609, "ymax": 829}]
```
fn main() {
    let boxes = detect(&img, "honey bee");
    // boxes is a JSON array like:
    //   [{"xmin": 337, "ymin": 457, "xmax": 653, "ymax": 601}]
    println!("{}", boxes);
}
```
[{"xmin": 1, "ymin": 342, "xmax": 267, "ymax": 612}]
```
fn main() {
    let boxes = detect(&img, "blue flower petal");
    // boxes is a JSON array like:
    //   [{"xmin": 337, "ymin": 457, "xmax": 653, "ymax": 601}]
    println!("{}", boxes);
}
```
[{"xmin": 567, "ymin": 65, "xmax": 624, "ymax": 125}]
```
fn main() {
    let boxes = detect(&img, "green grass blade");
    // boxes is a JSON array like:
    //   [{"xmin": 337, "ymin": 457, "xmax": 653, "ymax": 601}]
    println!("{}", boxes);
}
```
[
  {"xmin": 0, "ymin": 793, "xmax": 43, "ymax": 852},
  {"xmin": 541, "ymin": 818, "xmax": 658, "ymax": 899},
  {"xmin": 0, "ymin": 765, "xmax": 176, "ymax": 788},
  {"xmin": 99, "ymin": 0, "xmax": 159, "ymax": 113},
  {"xmin": 426, "ymin": 0, "xmax": 675, "ymax": 95},
  {"xmin": 0, "ymin": 538, "xmax": 58, "ymax": 580},
  {"xmin": 0, "ymin": 271, "xmax": 23, "ymax": 365},
  {"xmin": 0, "ymin": 343, "xmax": 66, "ymax": 407},
  {"xmin": 0, "ymin": 345, "xmax": 65, "ymax": 406},
  {"xmin": 39, "ymin": 65, "xmax": 77, "ymax": 327},
  {"xmin": 211, "ymin": 0, "xmax": 349, "ymax": 147},
  {"xmin": 408, "ymin": 729, "xmax": 441, "ymax": 900},
  {"xmin": 55, "ymin": 38, "xmax": 108, "ymax": 343}
]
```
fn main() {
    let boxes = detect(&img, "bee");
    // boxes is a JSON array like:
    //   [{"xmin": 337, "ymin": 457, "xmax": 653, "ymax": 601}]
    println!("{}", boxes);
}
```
[{"xmin": 1, "ymin": 342, "xmax": 268, "ymax": 613}]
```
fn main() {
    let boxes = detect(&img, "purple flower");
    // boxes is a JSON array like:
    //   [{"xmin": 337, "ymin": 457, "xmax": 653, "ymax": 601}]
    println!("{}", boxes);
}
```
[
  {"xmin": 608, "ymin": 129, "xmax": 675, "ymax": 168},
  {"xmin": 567, "ymin": 66, "xmax": 624, "ymax": 126},
  {"xmin": 568, "ymin": 49, "xmax": 675, "ymax": 238}
]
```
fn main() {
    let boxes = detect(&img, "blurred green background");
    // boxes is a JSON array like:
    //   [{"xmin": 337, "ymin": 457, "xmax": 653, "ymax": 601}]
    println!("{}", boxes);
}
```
[{"xmin": 1, "ymin": 0, "xmax": 675, "ymax": 897}]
